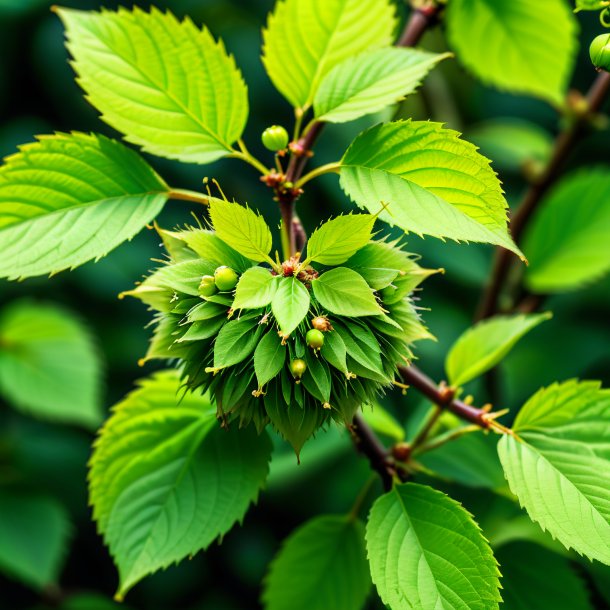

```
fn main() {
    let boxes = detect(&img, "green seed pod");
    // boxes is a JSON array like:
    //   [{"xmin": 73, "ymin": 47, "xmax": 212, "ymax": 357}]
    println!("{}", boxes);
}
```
[
  {"xmin": 198, "ymin": 275, "xmax": 217, "ymax": 297},
  {"xmin": 261, "ymin": 125, "xmax": 289, "ymax": 151},
  {"xmin": 590, "ymin": 33, "xmax": 610, "ymax": 70},
  {"xmin": 290, "ymin": 358, "xmax": 307, "ymax": 380},
  {"xmin": 306, "ymin": 328, "xmax": 325, "ymax": 349},
  {"xmin": 214, "ymin": 266, "xmax": 238, "ymax": 291}
]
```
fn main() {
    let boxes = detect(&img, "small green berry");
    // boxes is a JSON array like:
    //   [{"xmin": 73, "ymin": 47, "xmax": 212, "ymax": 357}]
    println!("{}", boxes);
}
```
[
  {"xmin": 214, "ymin": 266, "xmax": 238, "ymax": 291},
  {"xmin": 290, "ymin": 358, "xmax": 307, "ymax": 380},
  {"xmin": 198, "ymin": 275, "xmax": 217, "ymax": 297},
  {"xmin": 306, "ymin": 329, "xmax": 325, "ymax": 350},
  {"xmin": 590, "ymin": 33, "xmax": 610, "ymax": 70},
  {"xmin": 261, "ymin": 125, "xmax": 289, "ymax": 151}
]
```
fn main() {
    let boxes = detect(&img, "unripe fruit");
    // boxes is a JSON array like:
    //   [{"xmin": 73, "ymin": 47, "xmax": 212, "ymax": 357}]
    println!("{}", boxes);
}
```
[
  {"xmin": 590, "ymin": 33, "xmax": 610, "ymax": 70},
  {"xmin": 290, "ymin": 358, "xmax": 307, "ymax": 379},
  {"xmin": 311, "ymin": 316, "xmax": 331, "ymax": 332},
  {"xmin": 261, "ymin": 125, "xmax": 289, "ymax": 151},
  {"xmin": 199, "ymin": 275, "xmax": 217, "ymax": 297},
  {"xmin": 214, "ymin": 266, "xmax": 238, "ymax": 291},
  {"xmin": 306, "ymin": 329, "xmax": 325, "ymax": 349}
]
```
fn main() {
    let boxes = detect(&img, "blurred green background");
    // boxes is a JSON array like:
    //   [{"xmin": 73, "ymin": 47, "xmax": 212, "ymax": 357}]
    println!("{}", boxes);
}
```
[{"xmin": 0, "ymin": 0, "xmax": 609, "ymax": 608}]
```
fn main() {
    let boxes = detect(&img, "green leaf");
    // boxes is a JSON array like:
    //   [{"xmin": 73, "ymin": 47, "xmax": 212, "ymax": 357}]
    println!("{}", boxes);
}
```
[
  {"xmin": 271, "ymin": 277, "xmax": 310, "ymax": 336},
  {"xmin": 333, "ymin": 320, "xmax": 387, "ymax": 382},
  {"xmin": 254, "ymin": 331, "xmax": 286, "ymax": 388},
  {"xmin": 312, "ymin": 268, "xmax": 381, "ymax": 316},
  {"xmin": 89, "ymin": 370, "xmax": 272, "ymax": 598},
  {"xmin": 213, "ymin": 316, "xmax": 261, "ymax": 370},
  {"xmin": 262, "ymin": 0, "xmax": 396, "ymax": 109},
  {"xmin": 208, "ymin": 199, "xmax": 273, "ymax": 263},
  {"xmin": 314, "ymin": 48, "xmax": 450, "ymax": 123},
  {"xmin": 446, "ymin": 312, "xmax": 551, "ymax": 387},
  {"xmin": 498, "ymin": 380, "xmax": 610, "ymax": 564},
  {"xmin": 306, "ymin": 214, "xmax": 374, "ymax": 265},
  {"xmin": 320, "ymin": 329, "xmax": 348, "ymax": 374},
  {"xmin": 360, "ymin": 404, "xmax": 405, "ymax": 442},
  {"xmin": 497, "ymin": 542, "xmax": 593, "ymax": 610},
  {"xmin": 446, "ymin": 0, "xmax": 578, "ymax": 105},
  {"xmin": 0, "ymin": 300, "xmax": 102, "ymax": 428},
  {"xmin": 57, "ymin": 7, "xmax": 248, "ymax": 164},
  {"xmin": 340, "ymin": 121, "xmax": 523, "ymax": 257},
  {"xmin": 0, "ymin": 492, "xmax": 71, "ymax": 590},
  {"xmin": 262, "ymin": 515, "xmax": 371, "ymax": 610},
  {"xmin": 467, "ymin": 118, "xmax": 553, "ymax": 174},
  {"xmin": 523, "ymin": 168, "xmax": 610, "ymax": 292},
  {"xmin": 61, "ymin": 594, "xmax": 131, "ymax": 610},
  {"xmin": 366, "ymin": 483, "xmax": 501, "ymax": 609},
  {"xmin": 233, "ymin": 267, "xmax": 278, "ymax": 310},
  {"xmin": 0, "ymin": 132, "xmax": 167, "ymax": 279},
  {"xmin": 301, "ymin": 350, "xmax": 331, "ymax": 404}
]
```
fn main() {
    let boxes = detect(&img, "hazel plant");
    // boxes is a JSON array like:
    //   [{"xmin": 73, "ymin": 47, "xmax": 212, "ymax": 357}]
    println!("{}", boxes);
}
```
[{"xmin": 1, "ymin": 0, "xmax": 610, "ymax": 608}]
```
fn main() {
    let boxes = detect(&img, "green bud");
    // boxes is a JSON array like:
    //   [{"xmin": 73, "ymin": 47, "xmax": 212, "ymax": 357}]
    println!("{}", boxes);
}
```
[
  {"xmin": 306, "ymin": 329, "xmax": 325, "ymax": 349},
  {"xmin": 214, "ymin": 266, "xmax": 238, "ymax": 292},
  {"xmin": 198, "ymin": 275, "xmax": 217, "ymax": 297},
  {"xmin": 261, "ymin": 125, "xmax": 289, "ymax": 151},
  {"xmin": 290, "ymin": 358, "xmax": 307, "ymax": 379},
  {"xmin": 590, "ymin": 33, "xmax": 610, "ymax": 70}
]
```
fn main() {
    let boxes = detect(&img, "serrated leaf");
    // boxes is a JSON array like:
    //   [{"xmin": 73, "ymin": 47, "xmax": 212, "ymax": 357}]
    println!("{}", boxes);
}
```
[
  {"xmin": 57, "ymin": 7, "xmax": 248, "ymax": 164},
  {"xmin": 497, "ymin": 542, "xmax": 593, "ymax": 610},
  {"xmin": 262, "ymin": 0, "xmax": 396, "ymax": 109},
  {"xmin": 0, "ymin": 132, "xmax": 167, "ymax": 279},
  {"xmin": 89, "ymin": 370, "xmax": 272, "ymax": 597},
  {"xmin": 0, "ymin": 492, "xmax": 71, "ymax": 590},
  {"xmin": 0, "ymin": 300, "xmax": 102, "ymax": 428},
  {"xmin": 446, "ymin": 0, "xmax": 578, "ymax": 106},
  {"xmin": 208, "ymin": 199, "xmax": 273, "ymax": 263},
  {"xmin": 314, "ymin": 48, "xmax": 450, "ymax": 123},
  {"xmin": 523, "ymin": 168, "xmax": 610, "ymax": 292},
  {"xmin": 271, "ymin": 277, "xmax": 310, "ymax": 336},
  {"xmin": 312, "ymin": 268, "xmax": 381, "ymax": 316},
  {"xmin": 333, "ymin": 320, "xmax": 387, "ymax": 381},
  {"xmin": 254, "ymin": 331, "xmax": 286, "ymax": 388},
  {"xmin": 263, "ymin": 515, "xmax": 371, "ymax": 610},
  {"xmin": 498, "ymin": 380, "xmax": 610, "ymax": 564},
  {"xmin": 366, "ymin": 483, "xmax": 501, "ymax": 609},
  {"xmin": 446, "ymin": 312, "xmax": 551, "ymax": 387},
  {"xmin": 306, "ymin": 214, "xmax": 374, "ymax": 265},
  {"xmin": 340, "ymin": 121, "xmax": 523, "ymax": 257},
  {"xmin": 213, "ymin": 316, "xmax": 261, "ymax": 369},
  {"xmin": 233, "ymin": 267, "xmax": 278, "ymax": 310}
]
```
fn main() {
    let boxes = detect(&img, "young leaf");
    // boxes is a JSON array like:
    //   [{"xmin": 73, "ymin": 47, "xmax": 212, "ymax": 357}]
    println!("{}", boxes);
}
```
[
  {"xmin": 208, "ymin": 199, "xmax": 273, "ymax": 263},
  {"xmin": 262, "ymin": 515, "xmax": 371, "ymax": 610},
  {"xmin": 262, "ymin": 0, "xmax": 396, "ymax": 110},
  {"xmin": 340, "ymin": 121, "xmax": 523, "ymax": 257},
  {"xmin": 0, "ymin": 300, "xmax": 102, "ymax": 428},
  {"xmin": 0, "ymin": 132, "xmax": 168, "ymax": 279},
  {"xmin": 213, "ymin": 316, "xmax": 261, "ymax": 369},
  {"xmin": 271, "ymin": 277, "xmax": 310, "ymax": 336},
  {"xmin": 56, "ymin": 7, "xmax": 248, "ymax": 164},
  {"xmin": 446, "ymin": 0, "xmax": 578, "ymax": 106},
  {"xmin": 498, "ymin": 380, "xmax": 610, "ymax": 564},
  {"xmin": 360, "ymin": 404, "xmax": 405, "ymax": 442},
  {"xmin": 0, "ymin": 492, "xmax": 71, "ymax": 590},
  {"xmin": 320, "ymin": 329, "xmax": 348, "ymax": 374},
  {"xmin": 254, "ymin": 331, "xmax": 286, "ymax": 388},
  {"xmin": 366, "ymin": 483, "xmax": 501, "ymax": 609},
  {"xmin": 314, "ymin": 48, "xmax": 450, "ymax": 123},
  {"xmin": 89, "ymin": 370, "xmax": 272, "ymax": 598},
  {"xmin": 497, "ymin": 542, "xmax": 593, "ymax": 610},
  {"xmin": 445, "ymin": 312, "xmax": 552, "ymax": 387},
  {"xmin": 333, "ymin": 321, "xmax": 386, "ymax": 380},
  {"xmin": 306, "ymin": 214, "xmax": 374, "ymax": 265},
  {"xmin": 233, "ymin": 267, "xmax": 278, "ymax": 310},
  {"xmin": 523, "ymin": 169, "xmax": 610, "ymax": 292},
  {"xmin": 301, "ymin": 350, "xmax": 331, "ymax": 403},
  {"xmin": 312, "ymin": 268, "xmax": 381, "ymax": 316}
]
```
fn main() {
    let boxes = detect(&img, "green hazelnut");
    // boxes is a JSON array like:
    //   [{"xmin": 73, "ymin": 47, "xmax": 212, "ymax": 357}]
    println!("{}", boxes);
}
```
[
  {"xmin": 306, "ymin": 329, "xmax": 325, "ymax": 350},
  {"xmin": 290, "ymin": 358, "xmax": 307, "ymax": 380},
  {"xmin": 261, "ymin": 125, "xmax": 289, "ymax": 151},
  {"xmin": 198, "ymin": 275, "xmax": 217, "ymax": 297},
  {"xmin": 214, "ymin": 266, "xmax": 238, "ymax": 292},
  {"xmin": 590, "ymin": 33, "xmax": 610, "ymax": 70}
]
